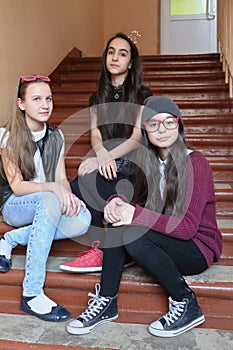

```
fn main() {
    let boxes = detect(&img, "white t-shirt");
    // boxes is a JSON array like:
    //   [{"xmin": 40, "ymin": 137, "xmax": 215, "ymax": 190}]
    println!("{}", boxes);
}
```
[
  {"xmin": 0, "ymin": 124, "xmax": 64, "ymax": 183},
  {"xmin": 159, "ymin": 149, "xmax": 193, "ymax": 199}
]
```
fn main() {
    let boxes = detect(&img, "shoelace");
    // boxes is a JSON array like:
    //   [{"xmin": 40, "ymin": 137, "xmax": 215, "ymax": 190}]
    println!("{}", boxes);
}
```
[
  {"xmin": 79, "ymin": 283, "xmax": 109, "ymax": 322},
  {"xmin": 77, "ymin": 241, "xmax": 101, "ymax": 260},
  {"xmin": 163, "ymin": 297, "xmax": 186, "ymax": 326}
]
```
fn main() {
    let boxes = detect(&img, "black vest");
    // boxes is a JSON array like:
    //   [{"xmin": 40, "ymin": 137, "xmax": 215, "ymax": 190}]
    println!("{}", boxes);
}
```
[{"xmin": 0, "ymin": 124, "xmax": 63, "ymax": 209}]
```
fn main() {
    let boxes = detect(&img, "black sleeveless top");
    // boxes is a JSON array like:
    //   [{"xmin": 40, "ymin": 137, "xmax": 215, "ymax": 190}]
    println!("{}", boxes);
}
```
[{"xmin": 88, "ymin": 85, "xmax": 152, "ymax": 173}]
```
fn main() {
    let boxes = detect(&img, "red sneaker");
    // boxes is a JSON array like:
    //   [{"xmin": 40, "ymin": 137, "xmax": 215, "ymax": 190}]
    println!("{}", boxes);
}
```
[
  {"xmin": 59, "ymin": 241, "xmax": 135, "ymax": 273},
  {"xmin": 59, "ymin": 241, "xmax": 103, "ymax": 273}
]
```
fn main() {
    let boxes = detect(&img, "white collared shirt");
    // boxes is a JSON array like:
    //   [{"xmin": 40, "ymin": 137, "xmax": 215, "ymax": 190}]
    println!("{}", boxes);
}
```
[{"xmin": 159, "ymin": 149, "xmax": 193, "ymax": 199}]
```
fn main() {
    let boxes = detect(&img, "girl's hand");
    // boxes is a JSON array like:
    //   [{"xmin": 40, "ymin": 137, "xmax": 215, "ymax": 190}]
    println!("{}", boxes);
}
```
[
  {"xmin": 78, "ymin": 157, "xmax": 98, "ymax": 176},
  {"xmin": 97, "ymin": 149, "xmax": 117, "ymax": 180},
  {"xmin": 104, "ymin": 197, "xmax": 135, "ymax": 226},
  {"xmin": 51, "ymin": 183, "xmax": 86, "ymax": 216},
  {"xmin": 99, "ymin": 159, "xmax": 118, "ymax": 180},
  {"xmin": 69, "ymin": 193, "xmax": 87, "ymax": 216}
]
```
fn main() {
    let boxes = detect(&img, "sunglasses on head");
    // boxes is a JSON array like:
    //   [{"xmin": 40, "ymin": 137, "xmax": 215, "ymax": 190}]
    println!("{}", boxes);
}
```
[
  {"xmin": 17, "ymin": 75, "xmax": 51, "ymax": 98},
  {"xmin": 20, "ymin": 75, "xmax": 51, "ymax": 82}
]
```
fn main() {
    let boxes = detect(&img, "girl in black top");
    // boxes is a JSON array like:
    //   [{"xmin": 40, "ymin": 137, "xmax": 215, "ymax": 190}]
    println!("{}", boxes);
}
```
[{"xmin": 60, "ymin": 32, "xmax": 152, "ymax": 273}]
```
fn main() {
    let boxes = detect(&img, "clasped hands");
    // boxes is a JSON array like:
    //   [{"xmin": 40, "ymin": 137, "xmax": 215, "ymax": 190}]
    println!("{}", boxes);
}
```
[{"xmin": 104, "ymin": 197, "xmax": 135, "ymax": 226}]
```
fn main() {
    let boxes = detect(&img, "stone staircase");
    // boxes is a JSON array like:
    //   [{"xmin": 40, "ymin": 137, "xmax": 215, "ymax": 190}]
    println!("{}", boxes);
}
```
[{"xmin": 0, "ymin": 49, "xmax": 233, "ymax": 349}]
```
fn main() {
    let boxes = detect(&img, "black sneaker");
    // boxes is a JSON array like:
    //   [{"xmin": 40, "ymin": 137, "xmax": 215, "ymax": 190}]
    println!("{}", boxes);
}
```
[
  {"xmin": 0, "ymin": 255, "xmax": 12, "ymax": 273},
  {"xmin": 149, "ymin": 293, "xmax": 205, "ymax": 337},
  {"xmin": 67, "ymin": 283, "xmax": 118, "ymax": 335}
]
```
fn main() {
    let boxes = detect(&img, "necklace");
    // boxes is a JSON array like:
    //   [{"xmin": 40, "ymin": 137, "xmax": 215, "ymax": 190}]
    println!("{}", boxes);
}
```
[{"xmin": 112, "ymin": 84, "xmax": 123, "ymax": 100}]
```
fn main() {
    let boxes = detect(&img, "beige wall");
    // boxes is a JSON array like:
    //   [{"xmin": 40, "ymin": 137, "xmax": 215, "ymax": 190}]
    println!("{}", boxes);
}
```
[
  {"xmin": 0, "ymin": 0, "xmax": 160, "ymax": 121},
  {"xmin": 0, "ymin": 0, "xmax": 103, "ymax": 120},
  {"xmin": 103, "ymin": 0, "xmax": 160, "ymax": 56}
]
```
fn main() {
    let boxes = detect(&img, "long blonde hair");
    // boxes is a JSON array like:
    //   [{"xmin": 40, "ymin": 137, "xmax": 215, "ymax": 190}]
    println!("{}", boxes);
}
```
[{"xmin": 0, "ymin": 78, "xmax": 50, "ymax": 180}]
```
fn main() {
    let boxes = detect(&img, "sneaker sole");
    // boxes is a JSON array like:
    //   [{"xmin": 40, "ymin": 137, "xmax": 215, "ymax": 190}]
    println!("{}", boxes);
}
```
[
  {"xmin": 59, "ymin": 265, "xmax": 103, "ymax": 273},
  {"xmin": 60, "ymin": 261, "xmax": 134, "ymax": 273},
  {"xmin": 66, "ymin": 314, "xmax": 119, "ymax": 335},
  {"xmin": 148, "ymin": 315, "xmax": 205, "ymax": 337}
]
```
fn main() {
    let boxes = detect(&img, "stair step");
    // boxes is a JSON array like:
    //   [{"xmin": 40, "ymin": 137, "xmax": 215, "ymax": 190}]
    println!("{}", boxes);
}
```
[
  {"xmin": 52, "ymin": 86, "xmax": 229, "ymax": 101},
  {"xmin": 49, "ymin": 112, "xmax": 233, "ymax": 136},
  {"xmin": 142, "ymin": 53, "xmax": 221, "ymax": 62},
  {"xmin": 63, "ymin": 133, "xmax": 233, "ymax": 158},
  {"xmin": 55, "ymin": 72, "xmax": 226, "ymax": 86},
  {"xmin": 53, "ymin": 62, "xmax": 223, "ymax": 74},
  {"xmin": 1, "ymin": 224, "xmax": 232, "ymax": 262},
  {"xmin": 51, "ymin": 98, "xmax": 233, "ymax": 115},
  {"xmin": 0, "ymin": 259, "xmax": 233, "ymax": 331},
  {"xmin": 52, "ymin": 84, "xmax": 229, "ymax": 94},
  {"xmin": 183, "ymin": 114, "xmax": 233, "ymax": 134},
  {"xmin": 64, "ymin": 157, "xmax": 233, "ymax": 184},
  {"xmin": 1, "ymin": 50, "xmax": 232, "ymax": 342},
  {"xmin": 1, "ymin": 219, "xmax": 233, "ymax": 262},
  {"xmin": 51, "ymin": 52, "xmax": 221, "ymax": 67},
  {"xmin": 220, "ymin": 227, "xmax": 233, "ymax": 265},
  {"xmin": 0, "ymin": 314, "xmax": 232, "ymax": 350}
]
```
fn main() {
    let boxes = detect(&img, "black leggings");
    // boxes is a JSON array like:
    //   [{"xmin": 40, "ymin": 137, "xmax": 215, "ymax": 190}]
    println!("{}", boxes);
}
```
[
  {"xmin": 71, "ymin": 170, "xmax": 131, "ymax": 247},
  {"xmin": 100, "ymin": 226, "xmax": 208, "ymax": 301}
]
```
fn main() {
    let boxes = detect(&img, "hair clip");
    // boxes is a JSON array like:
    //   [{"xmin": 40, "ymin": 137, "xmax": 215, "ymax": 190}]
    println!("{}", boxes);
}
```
[{"xmin": 128, "ymin": 30, "xmax": 141, "ymax": 45}]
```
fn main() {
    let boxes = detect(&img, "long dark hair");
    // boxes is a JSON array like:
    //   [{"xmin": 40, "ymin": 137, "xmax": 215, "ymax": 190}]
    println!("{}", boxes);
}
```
[
  {"xmin": 97, "ymin": 32, "xmax": 143, "ymax": 104},
  {"xmin": 132, "ymin": 119, "xmax": 191, "ymax": 216},
  {"xmin": 0, "ymin": 78, "xmax": 51, "ymax": 181},
  {"xmin": 94, "ymin": 32, "xmax": 144, "ymax": 141}
]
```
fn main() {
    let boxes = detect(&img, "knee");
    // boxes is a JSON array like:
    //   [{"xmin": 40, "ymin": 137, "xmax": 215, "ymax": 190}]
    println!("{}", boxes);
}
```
[
  {"xmin": 40, "ymin": 192, "xmax": 61, "ymax": 216},
  {"xmin": 61, "ymin": 207, "xmax": 92, "ymax": 239}
]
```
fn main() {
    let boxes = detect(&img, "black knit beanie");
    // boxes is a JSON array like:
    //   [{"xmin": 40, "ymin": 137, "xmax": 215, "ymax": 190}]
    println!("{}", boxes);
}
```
[{"xmin": 142, "ymin": 96, "xmax": 182, "ymax": 126}]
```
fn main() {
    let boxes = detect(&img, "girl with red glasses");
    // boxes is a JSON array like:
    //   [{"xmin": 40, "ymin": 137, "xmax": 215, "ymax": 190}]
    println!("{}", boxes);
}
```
[
  {"xmin": 67, "ymin": 96, "xmax": 222, "ymax": 338},
  {"xmin": 0, "ymin": 75, "xmax": 91, "ymax": 322}
]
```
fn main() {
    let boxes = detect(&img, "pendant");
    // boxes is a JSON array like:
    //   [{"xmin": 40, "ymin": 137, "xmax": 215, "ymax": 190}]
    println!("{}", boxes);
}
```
[{"xmin": 114, "ymin": 93, "xmax": 120, "ymax": 100}]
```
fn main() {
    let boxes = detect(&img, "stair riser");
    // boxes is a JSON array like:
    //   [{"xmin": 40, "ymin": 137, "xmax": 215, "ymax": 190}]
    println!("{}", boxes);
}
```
[
  {"xmin": 0, "ymin": 273, "xmax": 232, "ymax": 331},
  {"xmin": 55, "ymin": 123, "xmax": 233, "ymax": 135},
  {"xmin": 53, "ymin": 63, "xmax": 223, "ymax": 73},
  {"xmin": 53, "ymin": 90, "xmax": 229, "ymax": 100},
  {"xmin": 53, "ymin": 104, "xmax": 233, "ymax": 115},
  {"xmin": 1, "ymin": 234, "xmax": 232, "ymax": 266},
  {"xmin": 57, "ymin": 75, "xmax": 226, "ymax": 85},
  {"xmin": 184, "ymin": 125, "xmax": 233, "ymax": 134},
  {"xmin": 64, "ymin": 158, "xmax": 233, "ymax": 183},
  {"xmin": 49, "ymin": 117, "xmax": 233, "ymax": 135},
  {"xmin": 65, "ymin": 143, "xmax": 233, "ymax": 158},
  {"xmin": 215, "ymin": 202, "xmax": 233, "ymax": 219}
]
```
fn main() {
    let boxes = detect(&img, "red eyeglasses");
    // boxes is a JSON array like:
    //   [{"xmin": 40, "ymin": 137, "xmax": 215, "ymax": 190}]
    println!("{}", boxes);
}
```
[
  {"xmin": 144, "ymin": 116, "xmax": 179, "ymax": 132},
  {"xmin": 20, "ymin": 75, "xmax": 51, "ymax": 82}
]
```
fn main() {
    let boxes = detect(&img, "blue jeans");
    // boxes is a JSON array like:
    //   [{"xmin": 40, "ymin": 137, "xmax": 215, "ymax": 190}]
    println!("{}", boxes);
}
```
[{"xmin": 2, "ymin": 192, "xmax": 91, "ymax": 296}]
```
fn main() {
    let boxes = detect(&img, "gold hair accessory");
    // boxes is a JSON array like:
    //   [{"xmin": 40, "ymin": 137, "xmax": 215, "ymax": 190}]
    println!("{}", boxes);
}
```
[{"xmin": 128, "ymin": 30, "xmax": 141, "ymax": 45}]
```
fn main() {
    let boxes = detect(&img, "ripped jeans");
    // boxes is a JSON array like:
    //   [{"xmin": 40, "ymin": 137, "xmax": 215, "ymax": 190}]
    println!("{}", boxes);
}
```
[{"xmin": 2, "ymin": 192, "xmax": 91, "ymax": 296}]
